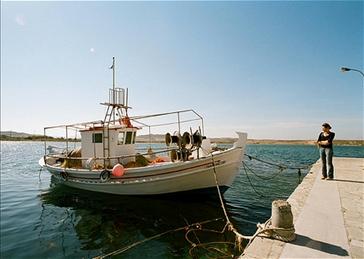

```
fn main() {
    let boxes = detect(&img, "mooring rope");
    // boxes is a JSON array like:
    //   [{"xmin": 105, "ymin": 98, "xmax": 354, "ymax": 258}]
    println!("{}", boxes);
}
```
[
  {"xmin": 243, "ymin": 161, "xmax": 285, "ymax": 181},
  {"xmin": 244, "ymin": 154, "xmax": 311, "ymax": 170},
  {"xmin": 242, "ymin": 153, "xmax": 313, "ymax": 192},
  {"xmin": 242, "ymin": 162, "xmax": 266, "ymax": 197},
  {"xmin": 182, "ymin": 216, "xmax": 203, "ymax": 246},
  {"xmin": 210, "ymin": 154, "xmax": 257, "ymax": 247},
  {"xmin": 255, "ymin": 219, "xmax": 295, "ymax": 242},
  {"xmin": 38, "ymin": 167, "xmax": 43, "ymax": 182}
]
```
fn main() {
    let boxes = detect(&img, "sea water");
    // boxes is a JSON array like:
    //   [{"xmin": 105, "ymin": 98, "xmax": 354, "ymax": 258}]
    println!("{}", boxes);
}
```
[{"xmin": 1, "ymin": 141, "xmax": 363, "ymax": 258}]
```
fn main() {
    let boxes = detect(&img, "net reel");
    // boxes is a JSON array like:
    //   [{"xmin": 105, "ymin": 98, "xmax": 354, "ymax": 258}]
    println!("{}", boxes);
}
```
[{"xmin": 165, "ymin": 128, "xmax": 205, "ymax": 161}]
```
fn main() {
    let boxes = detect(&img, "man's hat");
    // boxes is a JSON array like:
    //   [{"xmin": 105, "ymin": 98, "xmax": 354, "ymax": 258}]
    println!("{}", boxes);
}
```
[{"xmin": 322, "ymin": 123, "xmax": 332, "ymax": 129}]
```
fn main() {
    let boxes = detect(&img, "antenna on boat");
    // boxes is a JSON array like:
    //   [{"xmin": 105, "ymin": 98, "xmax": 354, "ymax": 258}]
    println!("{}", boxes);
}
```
[
  {"xmin": 111, "ymin": 57, "xmax": 115, "ymax": 91},
  {"xmin": 110, "ymin": 57, "xmax": 116, "ymax": 121}
]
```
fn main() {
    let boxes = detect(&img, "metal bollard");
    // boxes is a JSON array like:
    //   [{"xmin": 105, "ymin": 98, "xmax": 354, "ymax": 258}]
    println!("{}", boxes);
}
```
[{"xmin": 271, "ymin": 200, "xmax": 294, "ymax": 229}]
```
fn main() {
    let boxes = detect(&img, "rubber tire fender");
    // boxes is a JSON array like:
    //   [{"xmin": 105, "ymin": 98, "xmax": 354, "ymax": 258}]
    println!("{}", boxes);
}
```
[
  {"xmin": 60, "ymin": 171, "xmax": 68, "ymax": 181},
  {"xmin": 100, "ymin": 170, "xmax": 110, "ymax": 182}
]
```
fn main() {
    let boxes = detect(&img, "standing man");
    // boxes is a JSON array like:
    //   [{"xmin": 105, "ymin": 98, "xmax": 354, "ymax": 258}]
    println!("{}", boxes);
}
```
[{"xmin": 317, "ymin": 123, "xmax": 335, "ymax": 180}]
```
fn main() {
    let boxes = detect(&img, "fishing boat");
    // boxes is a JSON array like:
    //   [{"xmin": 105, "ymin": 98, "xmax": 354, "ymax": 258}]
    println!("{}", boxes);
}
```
[{"xmin": 39, "ymin": 58, "xmax": 248, "ymax": 195}]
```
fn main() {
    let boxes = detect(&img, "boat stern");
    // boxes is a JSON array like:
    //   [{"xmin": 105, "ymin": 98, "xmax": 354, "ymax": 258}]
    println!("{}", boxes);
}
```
[
  {"xmin": 38, "ymin": 156, "xmax": 45, "ymax": 167},
  {"xmin": 233, "ymin": 131, "xmax": 248, "ymax": 159}
]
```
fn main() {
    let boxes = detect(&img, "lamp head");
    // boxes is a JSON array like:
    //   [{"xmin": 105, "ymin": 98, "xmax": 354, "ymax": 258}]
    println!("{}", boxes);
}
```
[{"xmin": 341, "ymin": 67, "xmax": 351, "ymax": 72}]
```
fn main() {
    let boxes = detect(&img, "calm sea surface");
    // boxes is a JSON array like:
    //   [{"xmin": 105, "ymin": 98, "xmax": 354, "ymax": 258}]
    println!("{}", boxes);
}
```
[{"xmin": 1, "ymin": 141, "xmax": 363, "ymax": 258}]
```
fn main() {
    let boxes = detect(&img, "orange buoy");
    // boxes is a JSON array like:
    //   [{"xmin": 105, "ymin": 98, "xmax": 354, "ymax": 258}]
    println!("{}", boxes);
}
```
[
  {"xmin": 121, "ymin": 116, "xmax": 133, "ymax": 128},
  {"xmin": 152, "ymin": 157, "xmax": 166, "ymax": 164},
  {"xmin": 112, "ymin": 163, "xmax": 125, "ymax": 177}
]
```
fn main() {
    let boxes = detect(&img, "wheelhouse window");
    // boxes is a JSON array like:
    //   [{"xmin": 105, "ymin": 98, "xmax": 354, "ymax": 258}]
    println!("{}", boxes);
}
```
[
  {"xmin": 117, "ymin": 131, "xmax": 136, "ymax": 145},
  {"xmin": 118, "ymin": 132, "xmax": 125, "ymax": 145},
  {"xmin": 92, "ymin": 133, "xmax": 103, "ymax": 143},
  {"xmin": 125, "ymin": 132, "xmax": 133, "ymax": 144},
  {"xmin": 132, "ymin": 132, "xmax": 136, "ymax": 144}
]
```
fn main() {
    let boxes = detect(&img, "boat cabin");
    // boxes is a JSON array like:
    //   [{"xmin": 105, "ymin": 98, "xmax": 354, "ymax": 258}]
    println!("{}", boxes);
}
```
[{"xmin": 80, "ymin": 125, "xmax": 138, "ymax": 168}]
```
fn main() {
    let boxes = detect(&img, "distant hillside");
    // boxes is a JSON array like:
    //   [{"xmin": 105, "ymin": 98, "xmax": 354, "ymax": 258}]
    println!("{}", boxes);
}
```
[
  {"xmin": 0, "ymin": 131, "xmax": 33, "ymax": 138},
  {"xmin": 0, "ymin": 131, "xmax": 78, "ymax": 142}
]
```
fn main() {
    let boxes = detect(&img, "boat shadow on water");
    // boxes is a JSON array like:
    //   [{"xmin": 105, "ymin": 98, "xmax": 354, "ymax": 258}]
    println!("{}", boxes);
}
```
[{"xmin": 38, "ymin": 176, "xmax": 237, "ymax": 258}]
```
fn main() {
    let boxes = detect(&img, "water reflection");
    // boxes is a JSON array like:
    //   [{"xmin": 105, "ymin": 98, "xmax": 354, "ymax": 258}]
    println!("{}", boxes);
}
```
[{"xmin": 39, "ymin": 176, "xmax": 230, "ymax": 258}]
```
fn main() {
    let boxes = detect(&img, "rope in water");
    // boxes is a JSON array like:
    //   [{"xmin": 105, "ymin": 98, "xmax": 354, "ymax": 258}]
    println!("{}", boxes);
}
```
[
  {"xmin": 184, "ymin": 224, "xmax": 236, "ymax": 257},
  {"xmin": 242, "ymin": 162, "xmax": 267, "ymax": 197},
  {"xmin": 243, "ymin": 153, "xmax": 314, "ymax": 190},
  {"xmin": 243, "ymin": 160, "xmax": 285, "ymax": 181},
  {"xmin": 244, "ymin": 154, "xmax": 311, "ymax": 170},
  {"xmin": 93, "ymin": 218, "xmax": 223, "ymax": 259}
]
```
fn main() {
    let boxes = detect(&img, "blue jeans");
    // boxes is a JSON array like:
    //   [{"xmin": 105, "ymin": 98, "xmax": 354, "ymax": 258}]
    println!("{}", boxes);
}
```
[{"xmin": 320, "ymin": 147, "xmax": 334, "ymax": 178}]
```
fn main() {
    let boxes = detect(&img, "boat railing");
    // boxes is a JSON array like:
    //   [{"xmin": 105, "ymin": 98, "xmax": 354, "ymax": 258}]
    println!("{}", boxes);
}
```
[
  {"xmin": 129, "ymin": 109, "xmax": 204, "ymax": 135},
  {"xmin": 42, "ymin": 109, "xmax": 205, "ymax": 167},
  {"xmin": 44, "ymin": 109, "xmax": 204, "ymax": 150}
]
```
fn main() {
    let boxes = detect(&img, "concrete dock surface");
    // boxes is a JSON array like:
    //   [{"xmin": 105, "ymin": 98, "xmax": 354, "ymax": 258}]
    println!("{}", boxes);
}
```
[{"xmin": 241, "ymin": 157, "xmax": 364, "ymax": 259}]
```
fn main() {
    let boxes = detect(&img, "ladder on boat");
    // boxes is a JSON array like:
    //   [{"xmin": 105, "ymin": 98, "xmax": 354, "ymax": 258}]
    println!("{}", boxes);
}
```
[
  {"xmin": 103, "ymin": 106, "xmax": 112, "ymax": 168},
  {"xmin": 102, "ymin": 105, "xmax": 123, "ymax": 168}
]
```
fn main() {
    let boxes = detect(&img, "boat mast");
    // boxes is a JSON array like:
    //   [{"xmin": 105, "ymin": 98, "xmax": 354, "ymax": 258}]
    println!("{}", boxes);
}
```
[
  {"xmin": 112, "ymin": 57, "xmax": 116, "ymax": 123},
  {"xmin": 103, "ymin": 57, "xmax": 129, "ymax": 123}
]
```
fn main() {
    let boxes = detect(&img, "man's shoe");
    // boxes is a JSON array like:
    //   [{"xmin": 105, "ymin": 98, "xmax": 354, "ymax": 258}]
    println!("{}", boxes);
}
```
[
  {"xmin": 321, "ymin": 177, "xmax": 327, "ymax": 180},
  {"xmin": 326, "ymin": 178, "xmax": 334, "ymax": 180}
]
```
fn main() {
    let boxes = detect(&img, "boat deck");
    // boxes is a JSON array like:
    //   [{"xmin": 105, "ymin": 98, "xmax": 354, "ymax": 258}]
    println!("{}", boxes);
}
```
[{"xmin": 240, "ymin": 157, "xmax": 364, "ymax": 259}]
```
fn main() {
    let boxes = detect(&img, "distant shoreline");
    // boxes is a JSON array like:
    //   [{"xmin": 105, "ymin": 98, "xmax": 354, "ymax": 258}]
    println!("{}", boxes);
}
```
[
  {"xmin": 245, "ymin": 139, "xmax": 363, "ymax": 146},
  {"xmin": 0, "ymin": 135, "xmax": 79, "ymax": 142},
  {"xmin": 137, "ymin": 139, "xmax": 364, "ymax": 146},
  {"xmin": 1, "ymin": 135, "xmax": 362, "ymax": 146}
]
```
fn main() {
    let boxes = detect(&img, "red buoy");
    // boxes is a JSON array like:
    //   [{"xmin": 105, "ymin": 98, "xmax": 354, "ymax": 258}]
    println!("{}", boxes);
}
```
[{"xmin": 112, "ymin": 163, "xmax": 125, "ymax": 177}]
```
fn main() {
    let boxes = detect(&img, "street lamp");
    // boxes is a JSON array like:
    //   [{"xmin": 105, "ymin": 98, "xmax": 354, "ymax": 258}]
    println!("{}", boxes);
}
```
[{"xmin": 340, "ymin": 67, "xmax": 364, "ymax": 77}]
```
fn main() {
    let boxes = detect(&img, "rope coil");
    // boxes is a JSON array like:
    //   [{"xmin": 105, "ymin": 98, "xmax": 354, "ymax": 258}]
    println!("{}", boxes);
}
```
[{"xmin": 256, "ymin": 219, "xmax": 296, "ymax": 242}]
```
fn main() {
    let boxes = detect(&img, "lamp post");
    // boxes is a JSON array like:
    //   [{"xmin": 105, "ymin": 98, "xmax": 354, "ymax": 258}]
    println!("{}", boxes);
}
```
[{"xmin": 341, "ymin": 67, "xmax": 364, "ymax": 77}]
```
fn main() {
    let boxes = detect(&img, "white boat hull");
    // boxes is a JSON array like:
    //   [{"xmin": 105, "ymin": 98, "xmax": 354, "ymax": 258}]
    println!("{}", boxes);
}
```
[{"xmin": 41, "ymin": 132, "xmax": 247, "ymax": 195}]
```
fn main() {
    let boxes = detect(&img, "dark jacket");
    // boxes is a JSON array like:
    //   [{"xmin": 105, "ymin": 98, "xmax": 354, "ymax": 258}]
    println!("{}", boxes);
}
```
[{"xmin": 317, "ymin": 132, "xmax": 335, "ymax": 148}]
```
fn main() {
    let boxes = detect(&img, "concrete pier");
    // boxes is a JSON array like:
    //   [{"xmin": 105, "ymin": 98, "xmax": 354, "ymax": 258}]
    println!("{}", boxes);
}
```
[{"xmin": 241, "ymin": 157, "xmax": 364, "ymax": 259}]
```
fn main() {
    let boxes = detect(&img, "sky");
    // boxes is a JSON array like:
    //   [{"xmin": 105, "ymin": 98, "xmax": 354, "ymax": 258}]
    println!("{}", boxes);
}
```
[{"xmin": 1, "ymin": 1, "xmax": 363, "ymax": 140}]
